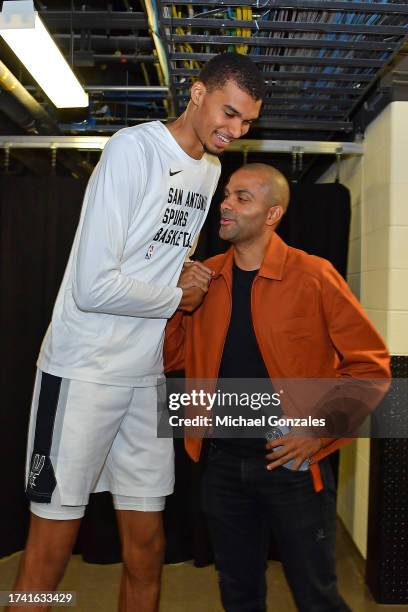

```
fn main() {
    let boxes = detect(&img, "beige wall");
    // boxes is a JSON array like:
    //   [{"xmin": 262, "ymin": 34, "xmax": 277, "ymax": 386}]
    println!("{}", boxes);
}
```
[{"xmin": 317, "ymin": 101, "xmax": 408, "ymax": 557}]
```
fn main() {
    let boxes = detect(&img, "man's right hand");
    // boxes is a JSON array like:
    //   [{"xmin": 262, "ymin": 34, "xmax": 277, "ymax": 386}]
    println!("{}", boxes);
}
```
[{"xmin": 177, "ymin": 261, "xmax": 214, "ymax": 312}]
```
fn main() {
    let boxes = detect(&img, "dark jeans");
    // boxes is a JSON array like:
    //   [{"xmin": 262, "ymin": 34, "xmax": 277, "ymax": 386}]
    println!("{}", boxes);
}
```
[{"xmin": 202, "ymin": 445, "xmax": 351, "ymax": 612}]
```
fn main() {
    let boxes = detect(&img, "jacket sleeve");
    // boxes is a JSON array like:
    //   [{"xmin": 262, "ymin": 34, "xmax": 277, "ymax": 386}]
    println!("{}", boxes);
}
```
[
  {"xmin": 321, "ymin": 261, "xmax": 391, "ymax": 379},
  {"xmin": 164, "ymin": 310, "xmax": 187, "ymax": 372},
  {"xmin": 315, "ymin": 261, "xmax": 391, "ymax": 454},
  {"xmin": 72, "ymin": 134, "xmax": 182, "ymax": 319}
]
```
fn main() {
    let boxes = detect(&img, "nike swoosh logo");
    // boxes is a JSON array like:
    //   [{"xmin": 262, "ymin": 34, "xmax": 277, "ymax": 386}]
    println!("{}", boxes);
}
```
[{"xmin": 169, "ymin": 170, "xmax": 182, "ymax": 176}]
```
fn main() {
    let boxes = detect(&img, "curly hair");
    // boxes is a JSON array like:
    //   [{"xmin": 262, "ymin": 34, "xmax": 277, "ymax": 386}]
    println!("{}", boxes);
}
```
[{"xmin": 197, "ymin": 52, "xmax": 265, "ymax": 101}]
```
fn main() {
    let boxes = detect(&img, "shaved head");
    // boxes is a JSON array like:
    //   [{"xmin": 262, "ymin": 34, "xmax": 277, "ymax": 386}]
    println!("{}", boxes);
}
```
[
  {"xmin": 219, "ymin": 162, "xmax": 290, "ymax": 247},
  {"xmin": 238, "ymin": 163, "xmax": 290, "ymax": 213},
  {"xmin": 220, "ymin": 162, "xmax": 290, "ymax": 267}
]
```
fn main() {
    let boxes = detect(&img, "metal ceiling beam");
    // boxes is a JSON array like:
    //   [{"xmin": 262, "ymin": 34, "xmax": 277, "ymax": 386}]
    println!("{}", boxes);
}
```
[
  {"xmin": 0, "ymin": 135, "xmax": 363, "ymax": 155},
  {"xmin": 163, "ymin": 18, "xmax": 408, "ymax": 36},
  {"xmin": 258, "ymin": 109, "xmax": 349, "ymax": 117},
  {"xmin": 159, "ymin": 1, "xmax": 408, "ymax": 141},
  {"xmin": 77, "ymin": 54, "xmax": 157, "ymax": 64},
  {"xmin": 54, "ymin": 34, "xmax": 153, "ymax": 51},
  {"xmin": 85, "ymin": 86, "xmax": 169, "ymax": 93},
  {"xmin": 342, "ymin": 22, "xmax": 408, "ymax": 127},
  {"xmin": 263, "ymin": 99, "xmax": 353, "ymax": 108},
  {"xmin": 174, "ymin": 83, "xmax": 364, "ymax": 95},
  {"xmin": 177, "ymin": 94, "xmax": 355, "ymax": 107},
  {"xmin": 267, "ymin": 86, "xmax": 363, "ymax": 95},
  {"xmin": 0, "ymin": 136, "xmax": 110, "ymax": 150},
  {"xmin": 170, "ymin": 52, "xmax": 385, "ymax": 69},
  {"xmin": 254, "ymin": 118, "xmax": 352, "ymax": 130},
  {"xmin": 172, "ymin": 68, "xmax": 374, "ymax": 82},
  {"xmin": 39, "ymin": 11, "xmax": 148, "ymax": 29},
  {"xmin": 228, "ymin": 139, "xmax": 363, "ymax": 154},
  {"xmin": 171, "ymin": 35, "xmax": 398, "ymax": 52},
  {"xmin": 24, "ymin": 84, "xmax": 169, "ymax": 95},
  {"xmin": 161, "ymin": 0, "xmax": 408, "ymax": 14}
]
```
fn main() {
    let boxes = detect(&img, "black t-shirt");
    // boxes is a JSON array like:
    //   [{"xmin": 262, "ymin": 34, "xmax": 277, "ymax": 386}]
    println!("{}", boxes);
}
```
[{"xmin": 215, "ymin": 264, "xmax": 278, "ymax": 457}]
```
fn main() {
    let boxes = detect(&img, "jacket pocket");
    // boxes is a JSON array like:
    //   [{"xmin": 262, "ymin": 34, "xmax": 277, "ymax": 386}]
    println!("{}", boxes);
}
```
[{"xmin": 272, "ymin": 317, "xmax": 313, "ymax": 339}]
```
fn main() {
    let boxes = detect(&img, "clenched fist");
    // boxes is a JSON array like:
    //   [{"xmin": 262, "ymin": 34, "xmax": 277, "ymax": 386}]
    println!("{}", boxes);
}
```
[
  {"xmin": 177, "ymin": 261, "xmax": 214, "ymax": 312},
  {"xmin": 178, "ymin": 261, "xmax": 214, "ymax": 292}
]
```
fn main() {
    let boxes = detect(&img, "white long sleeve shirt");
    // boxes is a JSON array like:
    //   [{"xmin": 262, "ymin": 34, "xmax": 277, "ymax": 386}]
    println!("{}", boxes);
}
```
[{"xmin": 38, "ymin": 121, "xmax": 221, "ymax": 386}]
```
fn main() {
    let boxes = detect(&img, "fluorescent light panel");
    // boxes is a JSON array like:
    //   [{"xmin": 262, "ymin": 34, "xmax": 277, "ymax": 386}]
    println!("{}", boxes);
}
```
[{"xmin": 0, "ymin": 3, "xmax": 88, "ymax": 108}]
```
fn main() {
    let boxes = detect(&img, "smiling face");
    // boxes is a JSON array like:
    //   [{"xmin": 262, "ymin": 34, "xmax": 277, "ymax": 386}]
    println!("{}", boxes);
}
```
[
  {"xmin": 219, "ymin": 166, "xmax": 287, "ymax": 244},
  {"xmin": 190, "ymin": 79, "xmax": 262, "ymax": 155}
]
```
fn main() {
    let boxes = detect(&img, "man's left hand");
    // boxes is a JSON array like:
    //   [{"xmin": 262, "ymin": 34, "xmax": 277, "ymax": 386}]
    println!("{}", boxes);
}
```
[{"xmin": 265, "ymin": 435, "xmax": 322, "ymax": 471}]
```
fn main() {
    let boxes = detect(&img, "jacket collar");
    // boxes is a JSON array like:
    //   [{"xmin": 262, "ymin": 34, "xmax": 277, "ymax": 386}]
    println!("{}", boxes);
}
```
[
  {"xmin": 213, "ymin": 232, "xmax": 289, "ymax": 284},
  {"xmin": 258, "ymin": 232, "xmax": 289, "ymax": 280}
]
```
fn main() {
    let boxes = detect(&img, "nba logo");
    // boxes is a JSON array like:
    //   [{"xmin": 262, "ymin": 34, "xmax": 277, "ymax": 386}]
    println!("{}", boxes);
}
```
[{"xmin": 145, "ymin": 244, "xmax": 155, "ymax": 260}]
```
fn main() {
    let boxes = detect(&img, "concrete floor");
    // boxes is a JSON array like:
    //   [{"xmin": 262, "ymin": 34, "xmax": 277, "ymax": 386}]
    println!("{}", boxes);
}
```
[{"xmin": 0, "ymin": 522, "xmax": 406, "ymax": 611}]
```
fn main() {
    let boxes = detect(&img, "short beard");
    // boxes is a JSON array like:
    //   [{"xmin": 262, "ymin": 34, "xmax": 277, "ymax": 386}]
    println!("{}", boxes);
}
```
[
  {"xmin": 219, "ymin": 228, "xmax": 238, "ymax": 244},
  {"xmin": 203, "ymin": 142, "xmax": 224, "ymax": 157}
]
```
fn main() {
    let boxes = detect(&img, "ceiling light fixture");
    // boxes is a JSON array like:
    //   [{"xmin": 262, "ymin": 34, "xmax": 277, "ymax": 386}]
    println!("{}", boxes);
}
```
[{"xmin": 0, "ymin": 1, "xmax": 88, "ymax": 108}]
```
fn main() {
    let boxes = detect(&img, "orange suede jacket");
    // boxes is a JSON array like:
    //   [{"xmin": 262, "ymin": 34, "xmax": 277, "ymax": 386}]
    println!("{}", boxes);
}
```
[{"xmin": 164, "ymin": 233, "xmax": 391, "ymax": 491}]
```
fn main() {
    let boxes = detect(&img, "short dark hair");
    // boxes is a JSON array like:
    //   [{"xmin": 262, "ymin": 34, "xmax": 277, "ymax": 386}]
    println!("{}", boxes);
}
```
[{"xmin": 197, "ymin": 52, "xmax": 266, "ymax": 101}]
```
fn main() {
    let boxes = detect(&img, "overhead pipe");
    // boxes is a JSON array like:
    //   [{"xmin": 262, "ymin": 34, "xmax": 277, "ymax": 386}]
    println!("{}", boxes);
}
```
[
  {"xmin": 0, "ymin": 59, "xmax": 92, "ymax": 177},
  {"xmin": 0, "ymin": 59, "xmax": 59, "ymax": 133},
  {"xmin": 0, "ymin": 90, "xmax": 38, "ymax": 134},
  {"xmin": 142, "ymin": 0, "xmax": 176, "ymax": 116}
]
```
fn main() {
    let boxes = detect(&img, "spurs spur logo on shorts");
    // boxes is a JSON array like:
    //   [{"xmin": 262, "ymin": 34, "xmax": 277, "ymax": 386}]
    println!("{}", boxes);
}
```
[
  {"xmin": 28, "ymin": 453, "xmax": 45, "ymax": 488},
  {"xmin": 145, "ymin": 244, "xmax": 155, "ymax": 260}
]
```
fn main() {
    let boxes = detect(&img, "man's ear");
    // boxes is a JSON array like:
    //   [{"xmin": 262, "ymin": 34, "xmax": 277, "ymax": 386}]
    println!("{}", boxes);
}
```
[
  {"xmin": 266, "ymin": 205, "xmax": 284, "ymax": 227},
  {"xmin": 190, "ymin": 81, "xmax": 207, "ymax": 107}
]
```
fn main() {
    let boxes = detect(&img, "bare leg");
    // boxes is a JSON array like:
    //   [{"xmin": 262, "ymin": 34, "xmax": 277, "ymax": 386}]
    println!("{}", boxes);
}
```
[
  {"xmin": 116, "ymin": 510, "xmax": 165, "ymax": 612},
  {"xmin": 5, "ymin": 513, "xmax": 81, "ymax": 612}
]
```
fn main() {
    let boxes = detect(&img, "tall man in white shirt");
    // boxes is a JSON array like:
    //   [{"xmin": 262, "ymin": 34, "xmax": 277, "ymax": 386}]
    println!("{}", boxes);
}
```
[{"xmin": 9, "ymin": 53, "xmax": 265, "ymax": 612}]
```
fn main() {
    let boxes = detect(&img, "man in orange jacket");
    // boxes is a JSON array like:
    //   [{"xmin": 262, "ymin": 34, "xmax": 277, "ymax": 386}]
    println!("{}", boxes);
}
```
[{"xmin": 164, "ymin": 163, "xmax": 390, "ymax": 611}]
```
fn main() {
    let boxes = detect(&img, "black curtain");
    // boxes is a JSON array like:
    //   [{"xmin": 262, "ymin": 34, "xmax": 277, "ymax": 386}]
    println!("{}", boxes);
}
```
[
  {"xmin": 0, "ymin": 176, "xmax": 85, "ymax": 557},
  {"xmin": 0, "ymin": 174, "xmax": 350, "ymax": 566},
  {"xmin": 277, "ymin": 182, "xmax": 351, "ymax": 278},
  {"xmin": 0, "ymin": 175, "xmax": 124, "ymax": 564}
]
